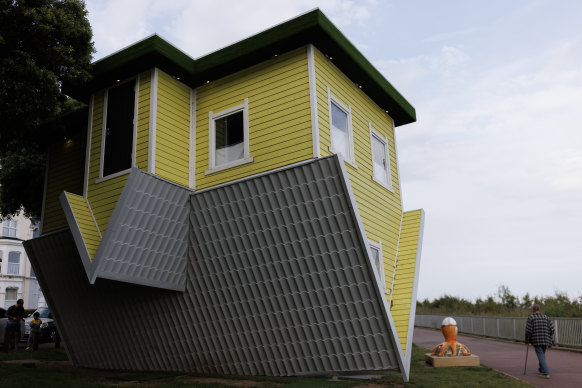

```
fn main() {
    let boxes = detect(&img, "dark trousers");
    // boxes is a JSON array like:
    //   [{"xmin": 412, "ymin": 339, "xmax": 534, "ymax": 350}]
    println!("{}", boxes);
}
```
[{"xmin": 3, "ymin": 327, "xmax": 18, "ymax": 351}]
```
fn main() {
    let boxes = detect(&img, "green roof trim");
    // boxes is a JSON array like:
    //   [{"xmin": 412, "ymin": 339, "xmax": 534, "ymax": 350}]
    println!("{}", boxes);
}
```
[{"xmin": 68, "ymin": 9, "xmax": 415, "ymax": 126}]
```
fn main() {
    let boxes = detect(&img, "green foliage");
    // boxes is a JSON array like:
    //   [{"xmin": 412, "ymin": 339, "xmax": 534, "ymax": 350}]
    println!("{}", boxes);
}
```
[
  {"xmin": 417, "ymin": 286, "xmax": 582, "ymax": 317},
  {"xmin": 0, "ymin": 0, "xmax": 94, "ymax": 217}
]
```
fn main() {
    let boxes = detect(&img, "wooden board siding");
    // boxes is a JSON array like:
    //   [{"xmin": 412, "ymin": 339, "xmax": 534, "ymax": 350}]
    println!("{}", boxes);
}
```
[
  {"xmin": 195, "ymin": 48, "xmax": 313, "ymax": 189},
  {"xmin": 135, "ymin": 71, "xmax": 151, "ymax": 171},
  {"xmin": 313, "ymin": 48, "xmax": 402, "ymax": 295},
  {"xmin": 391, "ymin": 209, "xmax": 424, "ymax": 354},
  {"xmin": 62, "ymin": 192, "xmax": 101, "ymax": 259},
  {"xmin": 42, "ymin": 132, "xmax": 86, "ymax": 233},
  {"xmin": 155, "ymin": 70, "xmax": 191, "ymax": 186}
]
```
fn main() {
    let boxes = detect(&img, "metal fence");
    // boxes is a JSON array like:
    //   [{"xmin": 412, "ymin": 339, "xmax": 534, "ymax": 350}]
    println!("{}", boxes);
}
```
[{"xmin": 415, "ymin": 314, "xmax": 582, "ymax": 347}]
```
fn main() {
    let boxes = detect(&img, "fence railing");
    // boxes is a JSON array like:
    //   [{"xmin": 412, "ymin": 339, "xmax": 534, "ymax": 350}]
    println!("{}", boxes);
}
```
[{"xmin": 415, "ymin": 314, "xmax": 582, "ymax": 347}]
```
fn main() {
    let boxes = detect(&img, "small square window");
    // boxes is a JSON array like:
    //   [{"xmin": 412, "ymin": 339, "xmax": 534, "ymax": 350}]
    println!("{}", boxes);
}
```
[
  {"xmin": 2, "ymin": 219, "xmax": 17, "ymax": 237},
  {"xmin": 215, "ymin": 111, "xmax": 244, "ymax": 166},
  {"xmin": 368, "ymin": 240, "xmax": 387, "ymax": 293},
  {"xmin": 5, "ymin": 288, "xmax": 17, "ymax": 309},
  {"xmin": 370, "ymin": 126, "xmax": 393, "ymax": 190},
  {"xmin": 328, "ymin": 89, "xmax": 355, "ymax": 165},
  {"xmin": 207, "ymin": 99, "xmax": 252, "ymax": 174},
  {"xmin": 8, "ymin": 251, "xmax": 20, "ymax": 275}
]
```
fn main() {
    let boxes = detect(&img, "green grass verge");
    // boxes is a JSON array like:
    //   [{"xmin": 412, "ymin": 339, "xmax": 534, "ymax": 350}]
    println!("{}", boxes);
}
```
[{"xmin": 0, "ymin": 345, "xmax": 532, "ymax": 387}]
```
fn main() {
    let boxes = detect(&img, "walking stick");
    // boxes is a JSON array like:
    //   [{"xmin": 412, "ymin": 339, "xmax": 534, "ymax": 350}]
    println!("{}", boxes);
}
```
[{"xmin": 523, "ymin": 343, "xmax": 529, "ymax": 375}]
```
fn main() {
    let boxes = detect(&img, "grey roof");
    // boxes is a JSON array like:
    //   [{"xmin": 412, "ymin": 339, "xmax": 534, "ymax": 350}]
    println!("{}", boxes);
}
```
[
  {"xmin": 92, "ymin": 168, "xmax": 191, "ymax": 290},
  {"xmin": 24, "ymin": 155, "xmax": 406, "ymax": 378}
]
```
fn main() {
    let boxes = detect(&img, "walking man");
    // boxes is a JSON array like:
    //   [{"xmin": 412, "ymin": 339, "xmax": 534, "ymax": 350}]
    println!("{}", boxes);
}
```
[{"xmin": 525, "ymin": 304, "xmax": 554, "ymax": 379}]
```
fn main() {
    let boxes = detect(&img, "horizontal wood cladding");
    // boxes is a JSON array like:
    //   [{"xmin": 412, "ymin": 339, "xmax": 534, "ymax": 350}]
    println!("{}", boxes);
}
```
[
  {"xmin": 391, "ymin": 209, "xmax": 423, "ymax": 354},
  {"xmin": 64, "ymin": 192, "xmax": 101, "ymax": 259},
  {"xmin": 195, "ymin": 48, "xmax": 312, "ymax": 189},
  {"xmin": 42, "ymin": 132, "xmax": 86, "ymax": 233},
  {"xmin": 313, "ymin": 47, "xmax": 402, "ymax": 294},
  {"xmin": 155, "ymin": 70, "xmax": 191, "ymax": 187},
  {"xmin": 135, "ymin": 71, "xmax": 151, "ymax": 171}
]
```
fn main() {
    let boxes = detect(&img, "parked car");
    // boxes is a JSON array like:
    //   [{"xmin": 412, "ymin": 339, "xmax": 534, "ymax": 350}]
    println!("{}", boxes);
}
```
[
  {"xmin": 23, "ymin": 307, "xmax": 58, "ymax": 344},
  {"xmin": 0, "ymin": 307, "xmax": 6, "ymax": 318},
  {"xmin": 0, "ymin": 315, "xmax": 25, "ymax": 347}
]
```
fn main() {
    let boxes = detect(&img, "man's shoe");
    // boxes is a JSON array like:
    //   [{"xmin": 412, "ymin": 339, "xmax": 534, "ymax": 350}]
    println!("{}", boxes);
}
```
[{"xmin": 539, "ymin": 374, "xmax": 551, "ymax": 379}]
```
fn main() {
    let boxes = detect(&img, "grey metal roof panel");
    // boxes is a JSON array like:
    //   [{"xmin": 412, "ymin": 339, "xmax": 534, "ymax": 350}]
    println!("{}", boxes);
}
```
[
  {"xmin": 24, "ymin": 155, "xmax": 407, "ymax": 378},
  {"xmin": 92, "ymin": 168, "xmax": 191, "ymax": 290},
  {"xmin": 188, "ymin": 156, "xmax": 402, "ymax": 375}
]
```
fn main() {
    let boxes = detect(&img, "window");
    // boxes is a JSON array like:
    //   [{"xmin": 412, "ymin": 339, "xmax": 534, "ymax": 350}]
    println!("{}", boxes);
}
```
[
  {"xmin": 102, "ymin": 79, "xmax": 137, "ymax": 178},
  {"xmin": 328, "ymin": 89, "xmax": 355, "ymax": 165},
  {"xmin": 368, "ymin": 240, "xmax": 386, "ymax": 292},
  {"xmin": 5, "ymin": 288, "xmax": 17, "ymax": 308},
  {"xmin": 369, "ymin": 126, "xmax": 392, "ymax": 190},
  {"xmin": 7, "ymin": 251, "xmax": 20, "ymax": 275},
  {"xmin": 2, "ymin": 219, "xmax": 17, "ymax": 237},
  {"xmin": 207, "ymin": 99, "xmax": 252, "ymax": 173}
]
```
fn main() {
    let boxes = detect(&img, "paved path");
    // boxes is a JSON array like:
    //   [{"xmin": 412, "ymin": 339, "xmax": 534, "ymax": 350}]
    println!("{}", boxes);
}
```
[{"xmin": 414, "ymin": 327, "xmax": 582, "ymax": 387}]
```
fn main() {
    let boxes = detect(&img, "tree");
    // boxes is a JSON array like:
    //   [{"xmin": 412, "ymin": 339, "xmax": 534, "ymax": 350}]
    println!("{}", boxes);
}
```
[{"xmin": 0, "ymin": 0, "xmax": 94, "ymax": 217}]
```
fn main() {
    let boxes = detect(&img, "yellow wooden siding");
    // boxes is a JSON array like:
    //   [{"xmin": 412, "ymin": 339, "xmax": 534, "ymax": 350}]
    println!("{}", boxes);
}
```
[
  {"xmin": 42, "ymin": 133, "xmax": 86, "ymax": 233},
  {"xmin": 135, "ymin": 71, "xmax": 151, "ymax": 171},
  {"xmin": 391, "ymin": 209, "xmax": 423, "ymax": 354},
  {"xmin": 155, "ymin": 70, "xmax": 191, "ymax": 186},
  {"xmin": 313, "ymin": 48, "xmax": 402, "ymax": 294},
  {"xmin": 195, "ymin": 48, "xmax": 313, "ymax": 189},
  {"xmin": 63, "ymin": 192, "xmax": 101, "ymax": 259}
]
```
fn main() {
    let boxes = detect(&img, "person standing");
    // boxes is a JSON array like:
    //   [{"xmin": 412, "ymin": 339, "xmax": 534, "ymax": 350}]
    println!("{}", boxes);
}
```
[
  {"xmin": 3, "ymin": 299, "xmax": 25, "ymax": 352},
  {"xmin": 26, "ymin": 312, "xmax": 42, "ymax": 350},
  {"xmin": 525, "ymin": 304, "xmax": 555, "ymax": 379}
]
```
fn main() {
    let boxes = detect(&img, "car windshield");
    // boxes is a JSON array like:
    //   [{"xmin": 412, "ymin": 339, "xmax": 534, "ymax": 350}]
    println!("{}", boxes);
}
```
[{"xmin": 34, "ymin": 308, "xmax": 51, "ymax": 319}]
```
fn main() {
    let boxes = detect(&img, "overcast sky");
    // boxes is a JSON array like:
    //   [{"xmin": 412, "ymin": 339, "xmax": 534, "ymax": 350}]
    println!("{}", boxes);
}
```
[{"xmin": 85, "ymin": 0, "xmax": 582, "ymax": 302}]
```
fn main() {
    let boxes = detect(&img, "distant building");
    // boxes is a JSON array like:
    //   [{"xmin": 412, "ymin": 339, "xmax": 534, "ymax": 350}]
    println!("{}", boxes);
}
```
[
  {"xmin": 1, "ymin": 211, "xmax": 45, "ymax": 309},
  {"xmin": 25, "ymin": 9, "xmax": 424, "ymax": 382}
]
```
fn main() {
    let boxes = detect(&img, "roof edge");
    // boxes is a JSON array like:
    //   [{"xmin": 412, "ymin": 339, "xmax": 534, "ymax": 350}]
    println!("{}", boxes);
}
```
[{"xmin": 66, "ymin": 9, "xmax": 415, "ymax": 125}]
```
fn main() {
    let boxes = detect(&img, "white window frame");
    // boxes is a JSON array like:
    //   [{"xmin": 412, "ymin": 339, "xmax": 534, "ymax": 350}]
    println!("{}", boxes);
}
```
[
  {"xmin": 4, "ymin": 287, "xmax": 17, "ymax": 309},
  {"xmin": 368, "ymin": 240, "xmax": 387, "ymax": 294},
  {"xmin": 327, "ymin": 88, "xmax": 356, "ymax": 167},
  {"xmin": 369, "ymin": 125, "xmax": 393, "ymax": 191},
  {"xmin": 98, "ymin": 77, "xmax": 138, "ymax": 182},
  {"xmin": 7, "ymin": 251, "xmax": 21, "ymax": 275},
  {"xmin": 2, "ymin": 219, "xmax": 17, "ymax": 237},
  {"xmin": 206, "ymin": 98, "xmax": 253, "ymax": 174}
]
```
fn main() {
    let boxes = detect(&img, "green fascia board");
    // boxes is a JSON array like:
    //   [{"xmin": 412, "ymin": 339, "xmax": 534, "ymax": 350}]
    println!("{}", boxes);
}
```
[
  {"xmin": 64, "ymin": 34, "xmax": 195, "ymax": 100},
  {"xmin": 67, "ymin": 9, "xmax": 415, "ymax": 126}
]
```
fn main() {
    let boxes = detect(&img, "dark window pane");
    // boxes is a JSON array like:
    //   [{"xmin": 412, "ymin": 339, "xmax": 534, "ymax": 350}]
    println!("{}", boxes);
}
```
[
  {"xmin": 215, "ymin": 111, "xmax": 244, "ymax": 165},
  {"xmin": 104, "ymin": 80, "xmax": 135, "ymax": 176}
]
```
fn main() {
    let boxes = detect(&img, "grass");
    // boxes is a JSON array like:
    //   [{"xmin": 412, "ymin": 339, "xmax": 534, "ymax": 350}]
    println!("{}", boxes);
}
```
[{"xmin": 0, "ymin": 345, "xmax": 533, "ymax": 387}]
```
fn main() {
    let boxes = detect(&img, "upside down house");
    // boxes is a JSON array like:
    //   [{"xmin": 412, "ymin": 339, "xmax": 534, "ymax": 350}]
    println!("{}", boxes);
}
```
[{"xmin": 24, "ymin": 9, "xmax": 424, "ymax": 382}]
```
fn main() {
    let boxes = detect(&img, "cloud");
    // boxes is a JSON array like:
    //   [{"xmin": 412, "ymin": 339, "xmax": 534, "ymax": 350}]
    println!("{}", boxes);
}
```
[
  {"xmin": 386, "ymin": 35, "xmax": 582, "ymax": 300},
  {"xmin": 86, "ymin": 0, "xmax": 379, "ymax": 59}
]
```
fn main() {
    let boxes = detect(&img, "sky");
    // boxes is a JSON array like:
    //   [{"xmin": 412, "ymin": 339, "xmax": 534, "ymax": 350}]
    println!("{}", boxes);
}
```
[{"xmin": 84, "ymin": 0, "xmax": 582, "ymax": 302}]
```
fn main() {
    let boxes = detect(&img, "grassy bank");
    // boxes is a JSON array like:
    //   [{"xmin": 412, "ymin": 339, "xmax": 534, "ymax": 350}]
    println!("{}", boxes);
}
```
[{"xmin": 0, "ymin": 345, "xmax": 532, "ymax": 387}]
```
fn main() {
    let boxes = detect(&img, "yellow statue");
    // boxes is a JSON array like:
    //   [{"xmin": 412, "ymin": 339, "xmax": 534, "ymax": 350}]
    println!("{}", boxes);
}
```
[{"xmin": 431, "ymin": 317, "xmax": 472, "ymax": 357}]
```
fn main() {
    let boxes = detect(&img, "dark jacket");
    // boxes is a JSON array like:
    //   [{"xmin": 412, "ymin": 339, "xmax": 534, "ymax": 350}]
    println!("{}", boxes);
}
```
[{"xmin": 525, "ymin": 312, "xmax": 554, "ymax": 346}]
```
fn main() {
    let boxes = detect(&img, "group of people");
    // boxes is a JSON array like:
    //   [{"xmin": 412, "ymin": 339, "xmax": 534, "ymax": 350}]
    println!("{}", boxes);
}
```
[{"xmin": 2, "ymin": 298, "xmax": 43, "ymax": 352}]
